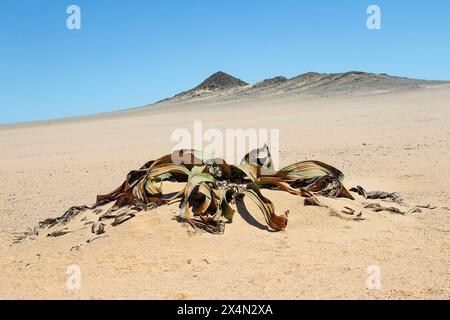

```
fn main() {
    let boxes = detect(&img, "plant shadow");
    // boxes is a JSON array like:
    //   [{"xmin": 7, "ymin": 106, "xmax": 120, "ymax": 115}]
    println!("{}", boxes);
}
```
[{"xmin": 235, "ymin": 199, "xmax": 271, "ymax": 232}]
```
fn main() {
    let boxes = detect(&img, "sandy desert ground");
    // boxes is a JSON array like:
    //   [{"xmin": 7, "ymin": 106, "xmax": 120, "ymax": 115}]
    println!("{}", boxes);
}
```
[{"xmin": 0, "ymin": 84, "xmax": 449, "ymax": 299}]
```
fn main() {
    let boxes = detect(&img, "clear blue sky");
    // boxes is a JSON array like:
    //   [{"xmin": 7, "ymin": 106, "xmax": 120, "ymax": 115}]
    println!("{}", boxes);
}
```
[{"xmin": 0, "ymin": 0, "xmax": 449, "ymax": 124}]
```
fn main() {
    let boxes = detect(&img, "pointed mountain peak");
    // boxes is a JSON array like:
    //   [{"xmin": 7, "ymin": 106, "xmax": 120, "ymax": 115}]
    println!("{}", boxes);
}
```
[{"xmin": 194, "ymin": 71, "xmax": 248, "ymax": 91}]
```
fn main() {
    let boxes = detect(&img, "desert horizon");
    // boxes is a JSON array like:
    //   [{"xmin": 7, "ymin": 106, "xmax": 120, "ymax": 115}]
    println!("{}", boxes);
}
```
[{"xmin": 1, "ymin": 70, "xmax": 449, "ymax": 128}]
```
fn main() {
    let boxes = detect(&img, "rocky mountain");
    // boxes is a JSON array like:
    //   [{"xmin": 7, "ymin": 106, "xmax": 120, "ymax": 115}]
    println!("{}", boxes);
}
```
[
  {"xmin": 159, "ymin": 70, "xmax": 448, "ymax": 104},
  {"xmin": 173, "ymin": 71, "xmax": 248, "ymax": 99}
]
